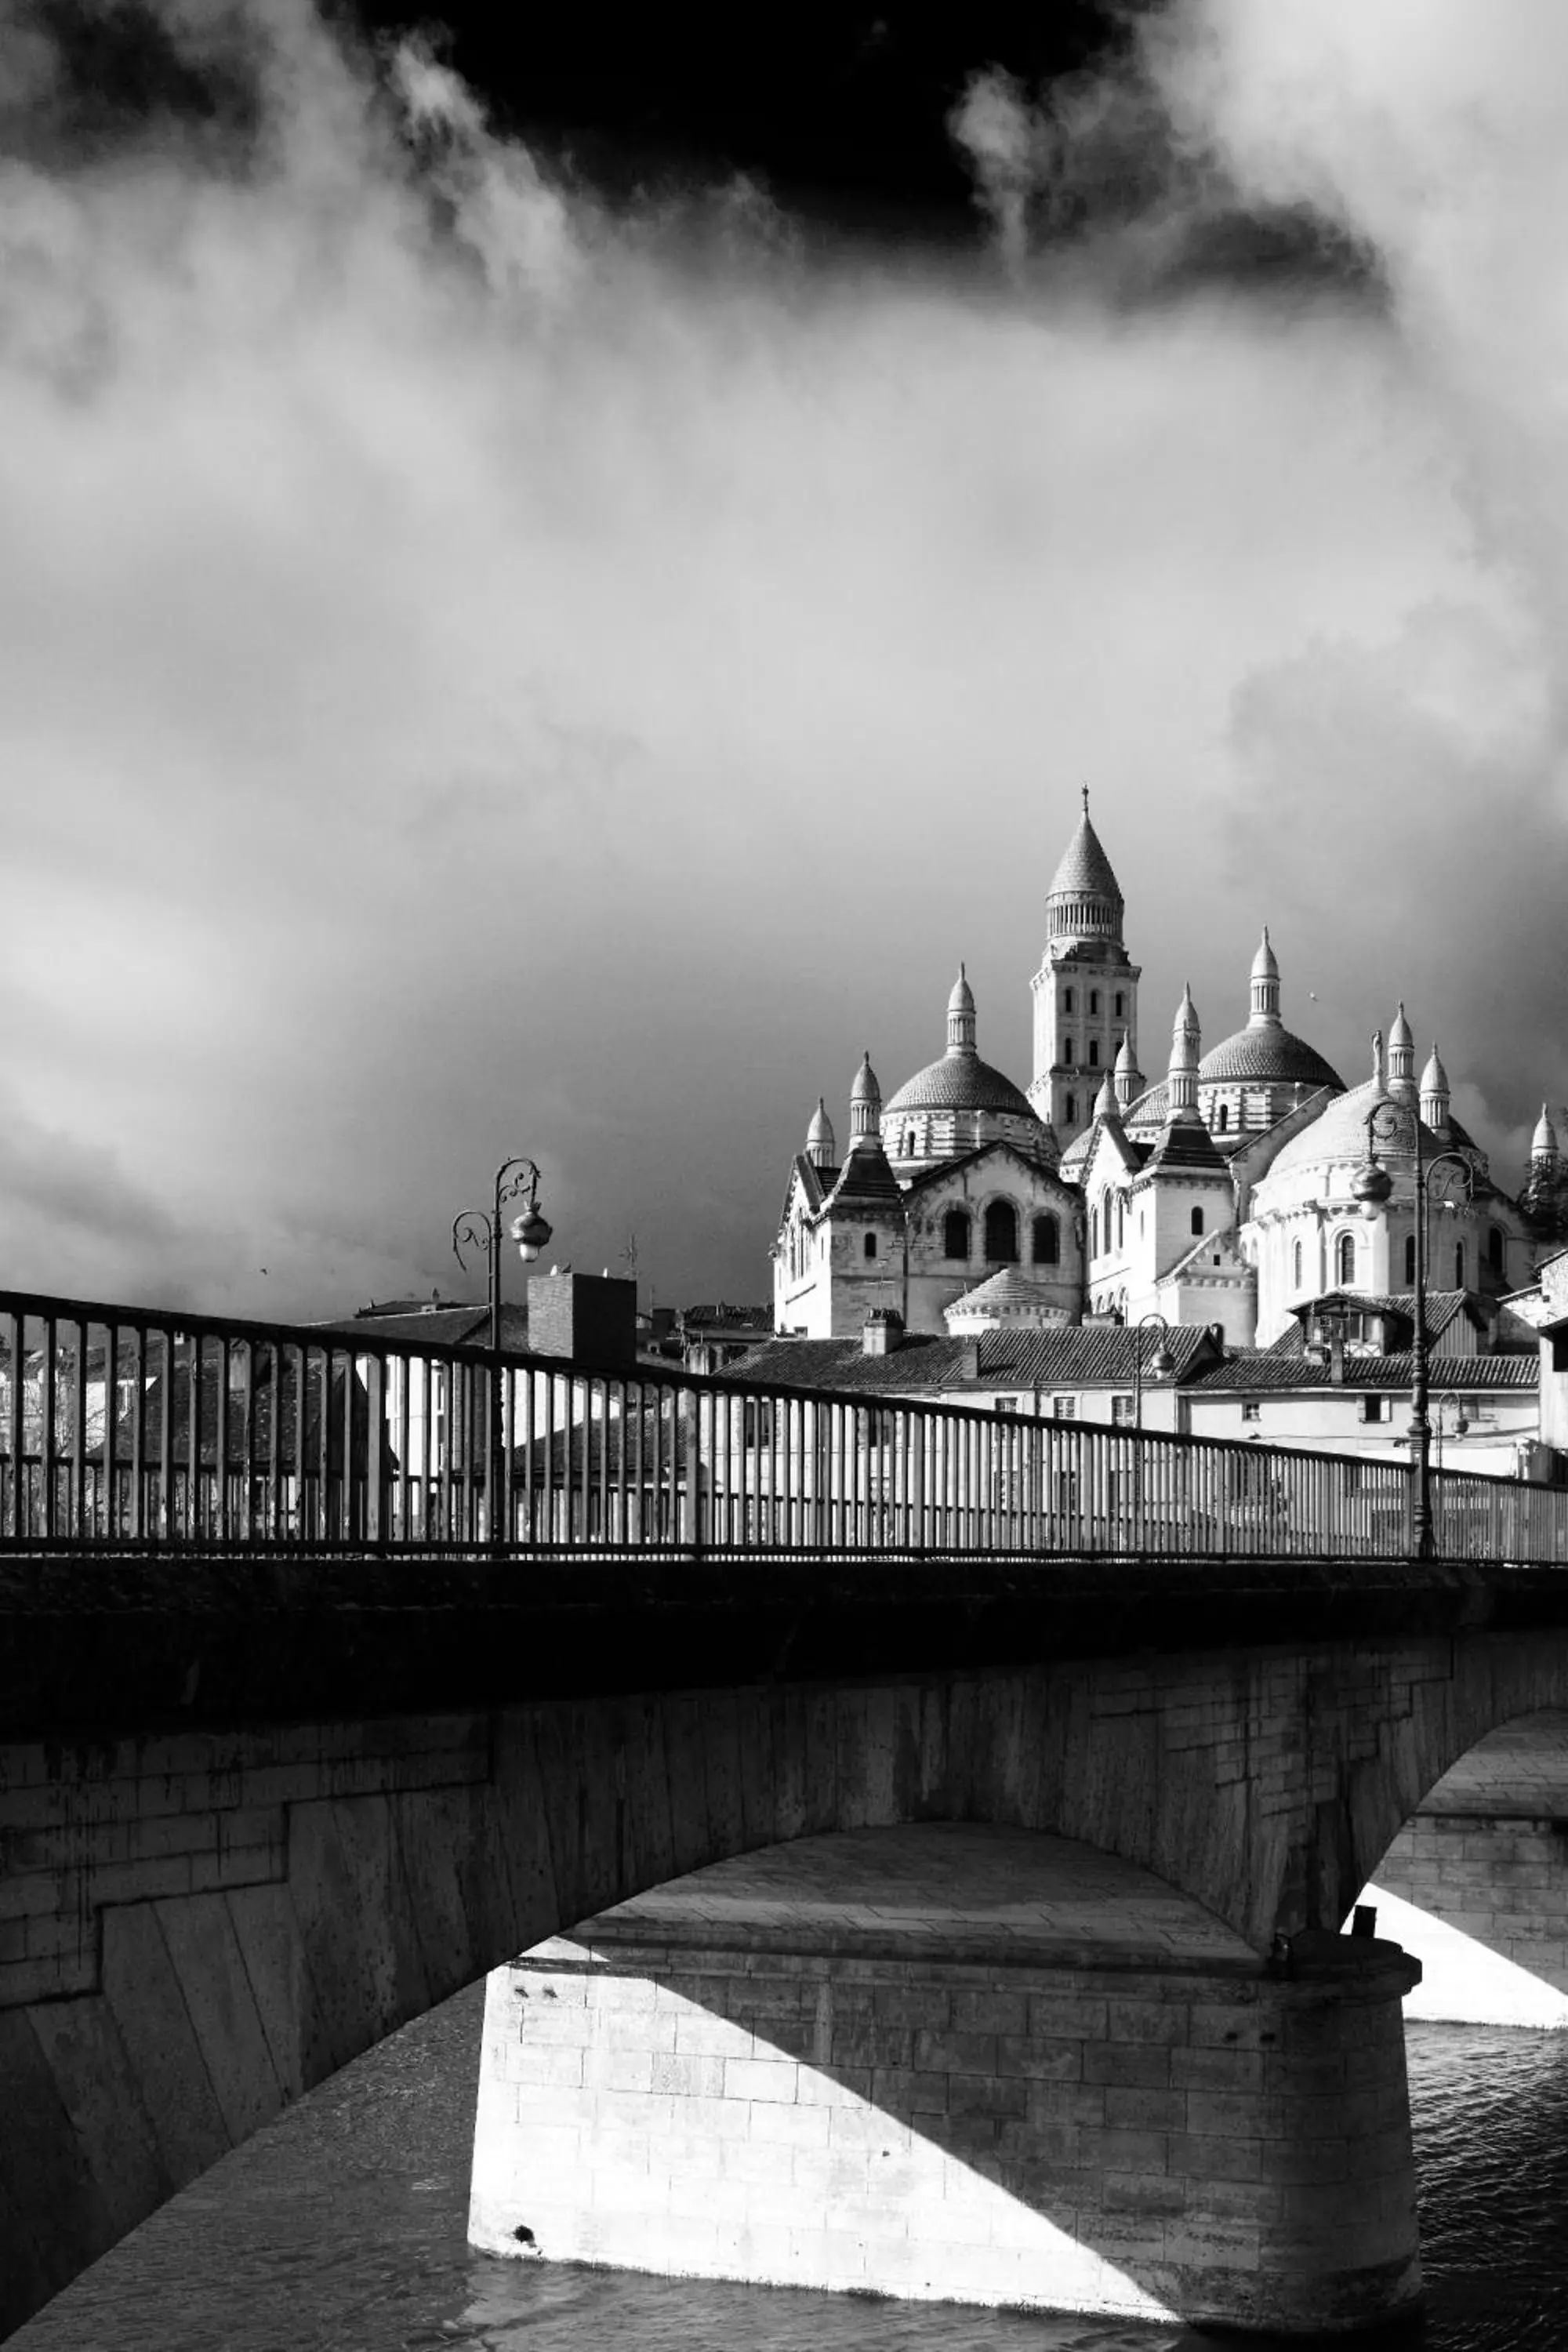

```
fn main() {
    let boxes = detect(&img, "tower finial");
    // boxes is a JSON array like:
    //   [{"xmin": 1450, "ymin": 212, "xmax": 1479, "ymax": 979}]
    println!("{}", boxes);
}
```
[{"xmin": 1081, "ymin": 782, "xmax": 1090, "ymax": 815}]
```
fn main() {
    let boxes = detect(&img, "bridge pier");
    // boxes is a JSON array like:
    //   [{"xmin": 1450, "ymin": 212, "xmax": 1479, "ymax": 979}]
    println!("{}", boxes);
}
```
[{"xmin": 470, "ymin": 1827, "xmax": 1421, "ymax": 2335}]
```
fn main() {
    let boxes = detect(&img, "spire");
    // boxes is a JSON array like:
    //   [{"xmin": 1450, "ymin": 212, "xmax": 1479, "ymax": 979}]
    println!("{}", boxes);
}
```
[
  {"xmin": 1093, "ymin": 1073, "xmax": 1116, "ymax": 1121},
  {"xmin": 1045, "ymin": 800, "xmax": 1123, "ymax": 949},
  {"xmin": 946, "ymin": 964, "xmax": 977, "ymax": 1056},
  {"xmin": 1420, "ymin": 1046, "xmax": 1450, "ymax": 1135},
  {"xmin": 1388, "ymin": 1002, "xmax": 1415, "ymax": 1094},
  {"xmin": 1168, "ymin": 985, "xmax": 1200, "ymax": 1122},
  {"xmin": 1113, "ymin": 1031, "xmax": 1141, "ymax": 1110},
  {"xmin": 1248, "ymin": 927, "xmax": 1281, "ymax": 1029},
  {"xmin": 848, "ymin": 1050, "xmax": 880, "ymax": 1146},
  {"xmin": 1532, "ymin": 1102, "xmax": 1559, "ymax": 1167},
  {"xmin": 805, "ymin": 1096, "xmax": 836, "ymax": 1170}
]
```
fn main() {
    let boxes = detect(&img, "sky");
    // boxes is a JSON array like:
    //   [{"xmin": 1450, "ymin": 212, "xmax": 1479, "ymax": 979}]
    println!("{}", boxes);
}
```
[{"xmin": 1, "ymin": 0, "xmax": 1566, "ymax": 1322}]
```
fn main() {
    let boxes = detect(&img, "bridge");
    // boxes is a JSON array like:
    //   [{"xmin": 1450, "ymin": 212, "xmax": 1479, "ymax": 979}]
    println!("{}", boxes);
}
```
[{"xmin": 3, "ymin": 1287, "xmax": 1568, "ymax": 2339}]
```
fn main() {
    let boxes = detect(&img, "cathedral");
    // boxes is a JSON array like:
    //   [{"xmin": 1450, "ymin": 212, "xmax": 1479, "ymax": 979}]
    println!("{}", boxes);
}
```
[{"xmin": 771, "ymin": 798, "xmax": 1566, "ymax": 1345}]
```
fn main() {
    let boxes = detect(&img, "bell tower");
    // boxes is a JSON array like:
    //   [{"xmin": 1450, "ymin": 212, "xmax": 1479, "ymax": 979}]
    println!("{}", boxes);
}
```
[{"xmin": 1029, "ymin": 791, "xmax": 1142, "ymax": 1145}]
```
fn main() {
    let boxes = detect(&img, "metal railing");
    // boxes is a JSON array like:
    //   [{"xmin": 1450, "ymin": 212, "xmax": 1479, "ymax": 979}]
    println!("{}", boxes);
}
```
[{"xmin": 0, "ymin": 1287, "xmax": 1563, "ymax": 1563}]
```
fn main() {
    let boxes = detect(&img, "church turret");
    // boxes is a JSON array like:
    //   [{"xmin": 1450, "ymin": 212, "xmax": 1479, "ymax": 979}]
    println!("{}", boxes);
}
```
[
  {"xmin": 1029, "ymin": 790, "xmax": 1141, "ymax": 1145},
  {"xmin": 805, "ymin": 1098, "xmax": 836, "ymax": 1170},
  {"xmin": 1420, "ymin": 1047, "xmax": 1450, "ymax": 1136},
  {"xmin": 1388, "ymin": 1003, "xmax": 1415, "ymax": 1095},
  {"xmin": 1532, "ymin": 1103, "xmax": 1559, "ymax": 1172},
  {"xmin": 946, "ymin": 965, "xmax": 976, "ymax": 1056},
  {"xmin": 848, "ymin": 1051, "xmax": 881, "ymax": 1148},
  {"xmin": 1113, "ymin": 1032, "xmax": 1141, "ymax": 1109},
  {"xmin": 1248, "ymin": 928, "xmax": 1281, "ymax": 1028},
  {"xmin": 1093, "ymin": 1074, "xmax": 1116, "ymax": 1121},
  {"xmin": 1169, "ymin": 985, "xmax": 1200, "ymax": 1122}
]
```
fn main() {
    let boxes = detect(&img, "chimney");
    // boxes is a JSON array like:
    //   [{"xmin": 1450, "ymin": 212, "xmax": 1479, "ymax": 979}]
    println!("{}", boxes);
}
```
[
  {"xmin": 862, "ymin": 1308, "xmax": 904, "ymax": 1358},
  {"xmin": 1328, "ymin": 1326, "xmax": 1346, "ymax": 1385},
  {"xmin": 961, "ymin": 1338, "xmax": 981, "ymax": 1381}
]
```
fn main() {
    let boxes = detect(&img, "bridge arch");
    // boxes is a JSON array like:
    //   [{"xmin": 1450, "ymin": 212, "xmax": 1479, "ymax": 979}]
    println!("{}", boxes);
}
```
[{"xmin": 13, "ymin": 1629, "xmax": 1568, "ymax": 2335}]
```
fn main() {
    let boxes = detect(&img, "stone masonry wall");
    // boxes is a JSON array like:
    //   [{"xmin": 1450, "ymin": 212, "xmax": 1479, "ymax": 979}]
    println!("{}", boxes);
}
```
[{"xmin": 470, "ymin": 1936, "xmax": 1421, "ymax": 2335}]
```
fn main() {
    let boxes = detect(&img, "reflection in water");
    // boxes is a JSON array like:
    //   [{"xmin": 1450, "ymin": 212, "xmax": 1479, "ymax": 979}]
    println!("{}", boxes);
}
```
[{"xmin": 9, "ymin": 1994, "xmax": 1568, "ymax": 2351}]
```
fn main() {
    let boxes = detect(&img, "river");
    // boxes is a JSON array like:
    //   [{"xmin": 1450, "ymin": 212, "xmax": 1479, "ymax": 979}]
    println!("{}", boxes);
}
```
[{"xmin": 9, "ymin": 1993, "xmax": 1566, "ymax": 2350}]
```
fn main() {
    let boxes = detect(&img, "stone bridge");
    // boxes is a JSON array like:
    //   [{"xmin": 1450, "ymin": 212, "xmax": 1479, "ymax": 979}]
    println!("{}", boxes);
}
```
[{"xmin": 5, "ymin": 1546, "xmax": 1568, "ymax": 2338}]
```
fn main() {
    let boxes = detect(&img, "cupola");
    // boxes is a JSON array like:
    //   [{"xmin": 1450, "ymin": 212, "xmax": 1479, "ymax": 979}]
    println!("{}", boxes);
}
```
[
  {"xmin": 1248, "ymin": 927, "xmax": 1281, "ymax": 1028},
  {"xmin": 1113, "ymin": 1032, "xmax": 1140, "ymax": 1109},
  {"xmin": 1388, "ymin": 1003, "xmax": 1415, "ymax": 1096},
  {"xmin": 1532, "ymin": 1102, "xmax": 1559, "ymax": 1169},
  {"xmin": 1420, "ymin": 1047, "xmax": 1450, "ymax": 1136},
  {"xmin": 946, "ymin": 964, "xmax": 976, "ymax": 1055},
  {"xmin": 848, "ymin": 1051, "xmax": 881, "ymax": 1147},
  {"xmin": 1168, "ymin": 985, "xmax": 1201, "ymax": 1122},
  {"xmin": 805, "ymin": 1098, "xmax": 836, "ymax": 1170}
]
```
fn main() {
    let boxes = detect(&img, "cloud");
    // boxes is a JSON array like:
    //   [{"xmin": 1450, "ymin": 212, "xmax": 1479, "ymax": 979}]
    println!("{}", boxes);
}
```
[{"xmin": 0, "ymin": 0, "xmax": 1560, "ymax": 1321}]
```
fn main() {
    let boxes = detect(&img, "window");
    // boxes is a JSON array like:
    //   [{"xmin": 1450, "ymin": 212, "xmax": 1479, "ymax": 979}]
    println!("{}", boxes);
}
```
[
  {"xmin": 1454, "ymin": 1242, "xmax": 1465, "ymax": 1288},
  {"xmin": 1089, "ymin": 1039, "xmax": 1100, "ymax": 1067},
  {"xmin": 942, "ymin": 1209, "xmax": 971, "ymax": 1261},
  {"xmin": 1217, "ymin": 1105, "xmax": 1229, "ymax": 1133},
  {"xmin": 1064, "ymin": 1036, "xmax": 1074, "ymax": 1065},
  {"xmin": 985, "ymin": 1200, "xmax": 1020, "ymax": 1262},
  {"xmin": 1052, "ymin": 1396, "xmax": 1076, "ymax": 1421},
  {"xmin": 1114, "ymin": 993, "xmax": 1124, "ymax": 1018},
  {"xmin": 1293, "ymin": 1240, "xmax": 1303, "ymax": 1290},
  {"xmin": 1404, "ymin": 1234, "xmax": 1416, "ymax": 1286},
  {"xmin": 1489, "ymin": 1226, "xmax": 1505, "ymax": 1276},
  {"xmin": 864, "ymin": 1232, "xmax": 877, "ymax": 1260},
  {"xmin": 1065, "ymin": 1093, "xmax": 1077, "ymax": 1123},
  {"xmin": 1111, "ymin": 1394, "xmax": 1134, "ymax": 1426},
  {"xmin": 1360, "ymin": 1396, "xmax": 1390, "ymax": 1423},
  {"xmin": 1336, "ymin": 1231, "xmax": 1356, "ymax": 1284},
  {"xmin": 1116, "ymin": 1198, "xmax": 1125, "ymax": 1249},
  {"xmin": 994, "ymin": 1396, "xmax": 1018, "ymax": 1414},
  {"xmin": 1190, "ymin": 1207, "xmax": 1205, "ymax": 1237},
  {"xmin": 903, "ymin": 1129, "xmax": 916, "ymax": 1158},
  {"xmin": 1064, "ymin": 989, "xmax": 1075, "ymax": 1014},
  {"xmin": 1033, "ymin": 1214, "xmax": 1060, "ymax": 1265},
  {"xmin": 1241, "ymin": 1400, "xmax": 1261, "ymax": 1423},
  {"xmin": 1090, "ymin": 989, "xmax": 1101, "ymax": 1014}
]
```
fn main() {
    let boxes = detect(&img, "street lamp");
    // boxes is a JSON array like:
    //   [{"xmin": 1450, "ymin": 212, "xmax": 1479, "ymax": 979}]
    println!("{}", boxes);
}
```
[
  {"xmin": 1434, "ymin": 1394, "xmax": 1470, "ymax": 1472},
  {"xmin": 452, "ymin": 1156, "xmax": 553, "ymax": 1542},
  {"xmin": 1350, "ymin": 1103, "xmax": 1473, "ymax": 1559},
  {"xmin": 1131, "ymin": 1311, "xmax": 1177, "ymax": 1432}
]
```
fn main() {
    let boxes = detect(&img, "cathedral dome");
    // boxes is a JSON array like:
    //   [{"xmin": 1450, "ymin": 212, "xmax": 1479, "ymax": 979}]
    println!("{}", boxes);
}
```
[
  {"xmin": 884, "ymin": 1054, "xmax": 1036, "ymax": 1119},
  {"xmin": 1265, "ymin": 1077, "xmax": 1462, "ymax": 1181},
  {"xmin": 1196, "ymin": 1026, "xmax": 1344, "ymax": 1091}
]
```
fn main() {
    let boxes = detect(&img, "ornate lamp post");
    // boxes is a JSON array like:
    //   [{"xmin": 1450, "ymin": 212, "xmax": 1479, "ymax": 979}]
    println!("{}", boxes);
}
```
[
  {"xmin": 1434, "ymin": 1393, "xmax": 1470, "ymax": 1473},
  {"xmin": 1351, "ymin": 1104, "xmax": 1473, "ymax": 1559},
  {"xmin": 453, "ymin": 1157, "xmax": 553, "ymax": 1541},
  {"xmin": 1131, "ymin": 1311, "xmax": 1177, "ymax": 1432}
]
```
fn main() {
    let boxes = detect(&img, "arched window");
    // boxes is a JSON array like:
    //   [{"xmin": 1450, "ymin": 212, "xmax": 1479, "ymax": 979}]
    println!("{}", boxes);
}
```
[
  {"xmin": 942, "ymin": 1209, "xmax": 970, "ymax": 1261},
  {"xmin": 1065, "ymin": 1092, "xmax": 1077, "ymax": 1124},
  {"xmin": 903, "ymin": 1129, "xmax": 916, "ymax": 1159},
  {"xmin": 1293, "ymin": 1240, "xmax": 1303, "ymax": 1290},
  {"xmin": 1489, "ymin": 1225, "xmax": 1505, "ymax": 1276},
  {"xmin": 1063, "ymin": 989, "xmax": 1075, "ymax": 1014},
  {"xmin": 1116, "ymin": 1197, "xmax": 1125, "ymax": 1248},
  {"xmin": 1190, "ymin": 1207, "xmax": 1204, "ymax": 1237},
  {"xmin": 1089, "ymin": 989, "xmax": 1101, "ymax": 1014},
  {"xmin": 1033, "ymin": 1214, "xmax": 1059, "ymax": 1265},
  {"xmin": 1336, "ymin": 1231, "xmax": 1356, "ymax": 1285},
  {"xmin": 1454, "ymin": 1242, "xmax": 1465, "ymax": 1288},
  {"xmin": 1217, "ymin": 1104, "xmax": 1229, "ymax": 1133},
  {"xmin": 1064, "ymin": 1036, "xmax": 1074, "ymax": 1065},
  {"xmin": 1091, "ymin": 1039, "xmax": 1104, "ymax": 1068},
  {"xmin": 1114, "ymin": 993, "xmax": 1124, "ymax": 1018},
  {"xmin": 985, "ymin": 1200, "xmax": 1020, "ymax": 1263},
  {"xmin": 864, "ymin": 1232, "xmax": 877, "ymax": 1261},
  {"xmin": 1404, "ymin": 1234, "xmax": 1416, "ymax": 1287}
]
